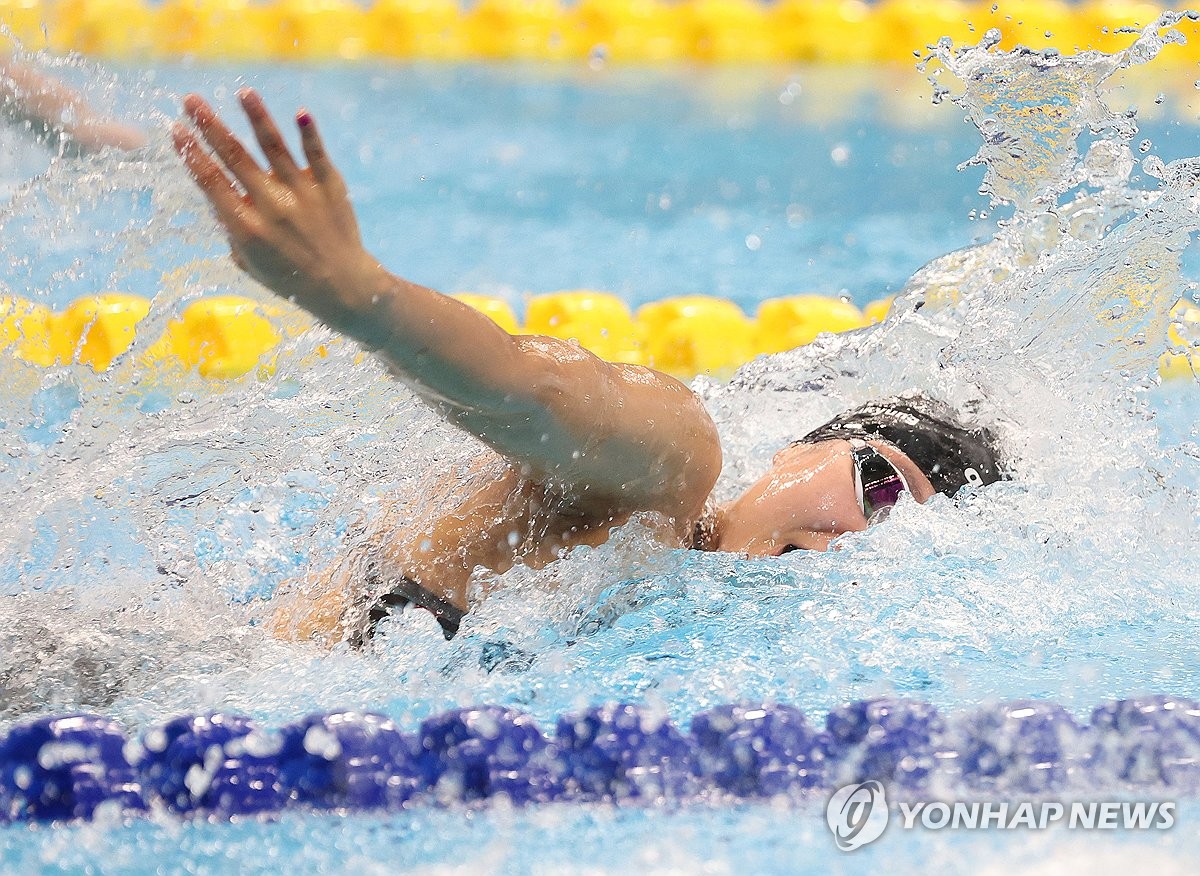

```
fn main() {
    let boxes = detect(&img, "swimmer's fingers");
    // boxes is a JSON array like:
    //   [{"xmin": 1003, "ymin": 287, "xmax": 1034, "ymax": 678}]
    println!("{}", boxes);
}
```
[
  {"xmin": 172, "ymin": 124, "xmax": 248, "ymax": 228},
  {"xmin": 238, "ymin": 88, "xmax": 302, "ymax": 186},
  {"xmin": 183, "ymin": 93, "xmax": 269, "ymax": 199},
  {"xmin": 296, "ymin": 109, "xmax": 343, "ymax": 192}
]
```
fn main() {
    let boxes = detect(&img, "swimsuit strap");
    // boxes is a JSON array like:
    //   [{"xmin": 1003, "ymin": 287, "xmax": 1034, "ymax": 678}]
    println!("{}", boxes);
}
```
[{"xmin": 351, "ymin": 573, "xmax": 465, "ymax": 646}]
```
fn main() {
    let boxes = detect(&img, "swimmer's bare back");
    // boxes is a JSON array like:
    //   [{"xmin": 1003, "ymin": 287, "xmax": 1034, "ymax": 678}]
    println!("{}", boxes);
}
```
[{"xmin": 174, "ymin": 89, "xmax": 723, "ymax": 644}]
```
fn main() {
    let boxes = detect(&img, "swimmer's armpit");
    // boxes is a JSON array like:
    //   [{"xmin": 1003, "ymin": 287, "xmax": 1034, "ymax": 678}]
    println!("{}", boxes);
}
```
[{"xmin": 0, "ymin": 56, "xmax": 146, "ymax": 153}]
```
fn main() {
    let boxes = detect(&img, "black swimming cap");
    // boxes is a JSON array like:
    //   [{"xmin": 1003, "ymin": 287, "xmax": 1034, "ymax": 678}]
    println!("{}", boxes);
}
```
[{"xmin": 796, "ymin": 395, "xmax": 1005, "ymax": 496}]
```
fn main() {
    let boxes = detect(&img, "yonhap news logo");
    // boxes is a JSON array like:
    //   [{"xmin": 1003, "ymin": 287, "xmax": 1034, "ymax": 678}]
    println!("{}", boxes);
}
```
[
  {"xmin": 825, "ymin": 784, "xmax": 1177, "ymax": 851},
  {"xmin": 825, "ymin": 781, "xmax": 889, "ymax": 851}
]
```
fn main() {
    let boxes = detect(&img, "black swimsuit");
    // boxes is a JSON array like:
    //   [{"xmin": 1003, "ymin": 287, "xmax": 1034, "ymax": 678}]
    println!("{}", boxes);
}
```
[{"xmin": 355, "ymin": 575, "xmax": 465, "ymax": 644}]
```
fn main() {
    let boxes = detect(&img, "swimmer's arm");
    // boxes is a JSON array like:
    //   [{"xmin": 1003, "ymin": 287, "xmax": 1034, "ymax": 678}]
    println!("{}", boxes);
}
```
[
  {"xmin": 174, "ymin": 91, "xmax": 723, "ymax": 524},
  {"xmin": 0, "ymin": 56, "xmax": 146, "ymax": 152}
]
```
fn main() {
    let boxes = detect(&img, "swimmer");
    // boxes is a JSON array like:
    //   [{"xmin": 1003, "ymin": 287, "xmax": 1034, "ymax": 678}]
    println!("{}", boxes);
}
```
[
  {"xmin": 1, "ymin": 56, "xmax": 146, "ymax": 152},
  {"xmin": 172, "ymin": 89, "xmax": 1005, "ymax": 645}
]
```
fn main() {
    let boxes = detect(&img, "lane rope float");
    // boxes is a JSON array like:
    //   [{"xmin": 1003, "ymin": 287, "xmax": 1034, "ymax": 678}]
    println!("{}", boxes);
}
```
[{"xmin": 1, "ymin": 695, "xmax": 1197, "ymax": 822}]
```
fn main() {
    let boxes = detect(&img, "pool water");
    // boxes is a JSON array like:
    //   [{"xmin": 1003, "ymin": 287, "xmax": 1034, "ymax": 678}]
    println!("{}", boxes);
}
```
[{"xmin": 1, "ymin": 17, "xmax": 1200, "ymax": 873}]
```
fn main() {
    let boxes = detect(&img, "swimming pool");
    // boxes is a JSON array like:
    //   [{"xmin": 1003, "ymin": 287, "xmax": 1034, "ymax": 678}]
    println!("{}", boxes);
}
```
[{"xmin": 2, "ymin": 12, "xmax": 1200, "ymax": 873}]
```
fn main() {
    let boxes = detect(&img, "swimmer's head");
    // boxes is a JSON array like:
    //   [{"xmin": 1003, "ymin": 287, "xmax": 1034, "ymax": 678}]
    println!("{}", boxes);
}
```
[
  {"xmin": 714, "ymin": 395, "xmax": 1005, "ymax": 556},
  {"xmin": 794, "ymin": 395, "xmax": 1004, "ymax": 496}
]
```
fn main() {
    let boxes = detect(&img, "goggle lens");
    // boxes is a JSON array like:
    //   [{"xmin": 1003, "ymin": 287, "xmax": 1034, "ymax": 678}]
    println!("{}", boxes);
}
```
[
  {"xmin": 862, "ymin": 477, "xmax": 906, "ymax": 521},
  {"xmin": 851, "ymin": 440, "xmax": 909, "ymax": 524}
]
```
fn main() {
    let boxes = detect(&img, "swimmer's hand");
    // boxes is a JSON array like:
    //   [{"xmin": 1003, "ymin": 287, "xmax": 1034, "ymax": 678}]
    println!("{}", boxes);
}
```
[{"xmin": 173, "ymin": 90, "xmax": 387, "ymax": 331}]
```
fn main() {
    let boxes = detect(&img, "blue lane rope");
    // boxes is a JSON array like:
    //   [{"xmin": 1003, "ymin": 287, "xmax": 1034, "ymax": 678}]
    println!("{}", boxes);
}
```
[{"xmin": 1, "ymin": 696, "xmax": 1198, "ymax": 823}]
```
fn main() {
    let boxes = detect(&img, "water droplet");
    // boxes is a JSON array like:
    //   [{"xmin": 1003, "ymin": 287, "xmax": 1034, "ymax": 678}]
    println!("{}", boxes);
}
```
[
  {"xmin": 303, "ymin": 726, "xmax": 342, "ymax": 760},
  {"xmin": 14, "ymin": 766, "xmax": 32, "ymax": 790},
  {"xmin": 745, "ymin": 234, "xmax": 762, "ymax": 251},
  {"xmin": 144, "ymin": 728, "xmax": 168, "ymax": 753}
]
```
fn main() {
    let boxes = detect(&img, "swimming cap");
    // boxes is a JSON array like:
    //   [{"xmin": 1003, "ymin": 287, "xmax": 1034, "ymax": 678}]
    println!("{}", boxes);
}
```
[{"xmin": 796, "ymin": 395, "xmax": 1005, "ymax": 496}]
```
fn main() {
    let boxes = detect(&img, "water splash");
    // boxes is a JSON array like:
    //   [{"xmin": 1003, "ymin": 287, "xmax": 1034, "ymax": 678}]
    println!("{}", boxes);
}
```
[
  {"xmin": 0, "ymin": 20, "xmax": 1196, "ymax": 753},
  {"xmin": 922, "ymin": 12, "xmax": 1199, "ymax": 212}
]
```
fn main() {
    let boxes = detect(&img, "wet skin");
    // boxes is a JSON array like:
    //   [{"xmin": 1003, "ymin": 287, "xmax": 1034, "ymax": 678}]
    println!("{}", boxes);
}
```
[
  {"xmin": 268, "ymin": 437, "xmax": 936, "ymax": 644},
  {"xmin": 715, "ymin": 438, "xmax": 936, "ymax": 556},
  {"xmin": 170, "ymin": 88, "xmax": 934, "ymax": 645}
]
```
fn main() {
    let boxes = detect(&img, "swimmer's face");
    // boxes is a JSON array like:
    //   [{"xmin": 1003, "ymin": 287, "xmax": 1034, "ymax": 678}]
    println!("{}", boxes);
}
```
[{"xmin": 715, "ymin": 440, "xmax": 936, "ymax": 556}]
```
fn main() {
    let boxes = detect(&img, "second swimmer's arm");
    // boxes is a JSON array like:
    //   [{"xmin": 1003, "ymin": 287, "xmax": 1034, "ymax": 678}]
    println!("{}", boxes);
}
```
[
  {"xmin": 174, "ymin": 90, "xmax": 722, "ymax": 524},
  {"xmin": 1, "ymin": 56, "xmax": 146, "ymax": 152}
]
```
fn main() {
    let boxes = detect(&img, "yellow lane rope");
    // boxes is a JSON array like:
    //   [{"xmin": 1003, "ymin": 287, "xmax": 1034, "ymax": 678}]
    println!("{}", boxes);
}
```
[
  {"xmin": 2, "ymin": 0, "xmax": 1197, "ymax": 65},
  {"xmin": 0, "ymin": 289, "xmax": 1193, "ymax": 381}
]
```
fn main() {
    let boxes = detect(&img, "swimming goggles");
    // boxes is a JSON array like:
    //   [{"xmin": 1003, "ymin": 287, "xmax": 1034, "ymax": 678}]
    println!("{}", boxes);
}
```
[{"xmin": 849, "ymin": 438, "xmax": 909, "ymax": 523}]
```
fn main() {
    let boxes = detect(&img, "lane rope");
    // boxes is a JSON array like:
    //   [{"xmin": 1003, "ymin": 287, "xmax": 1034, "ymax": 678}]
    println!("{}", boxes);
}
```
[
  {"xmin": 2, "ymin": 292, "xmax": 1194, "ymax": 380},
  {"xmin": 2, "ymin": 0, "xmax": 1196, "ymax": 65},
  {"xmin": 1, "ymin": 695, "xmax": 1196, "ymax": 821}
]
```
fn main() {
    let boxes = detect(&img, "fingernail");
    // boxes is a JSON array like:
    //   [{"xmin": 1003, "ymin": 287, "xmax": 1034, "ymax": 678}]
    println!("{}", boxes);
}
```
[
  {"xmin": 238, "ymin": 87, "xmax": 255, "ymax": 103},
  {"xmin": 297, "ymin": 111, "xmax": 312, "ymax": 128}
]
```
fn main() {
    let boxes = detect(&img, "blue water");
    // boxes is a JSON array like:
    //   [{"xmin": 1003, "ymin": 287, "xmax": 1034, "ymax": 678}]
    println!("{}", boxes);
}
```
[
  {"xmin": 0, "ymin": 62, "xmax": 1041, "ymax": 310},
  {"xmin": 5, "ymin": 799, "xmax": 1200, "ymax": 875},
  {"xmin": 9, "ymin": 64, "xmax": 1200, "ymax": 307},
  {"xmin": 1, "ymin": 56, "xmax": 1199, "ymax": 872}
]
